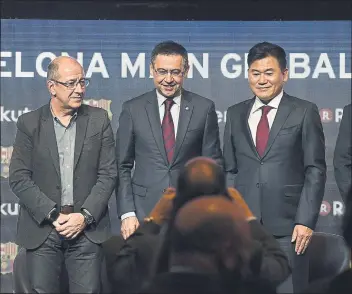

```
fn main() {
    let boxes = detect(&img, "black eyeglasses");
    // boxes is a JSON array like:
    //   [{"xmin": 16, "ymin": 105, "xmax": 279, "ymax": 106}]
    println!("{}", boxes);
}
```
[{"xmin": 52, "ymin": 78, "xmax": 90, "ymax": 89}]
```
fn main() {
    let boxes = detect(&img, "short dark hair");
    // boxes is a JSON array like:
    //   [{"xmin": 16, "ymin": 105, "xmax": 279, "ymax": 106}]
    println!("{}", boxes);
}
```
[
  {"xmin": 151, "ymin": 41, "xmax": 189, "ymax": 70},
  {"xmin": 247, "ymin": 42, "xmax": 287, "ymax": 71}
]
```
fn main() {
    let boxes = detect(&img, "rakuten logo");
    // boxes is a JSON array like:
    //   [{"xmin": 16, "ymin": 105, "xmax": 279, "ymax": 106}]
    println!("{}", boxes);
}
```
[
  {"xmin": 319, "ymin": 108, "xmax": 344, "ymax": 123},
  {"xmin": 0, "ymin": 203, "xmax": 19, "ymax": 216},
  {"xmin": 320, "ymin": 200, "xmax": 344, "ymax": 216},
  {"xmin": 0, "ymin": 106, "xmax": 31, "ymax": 122}
]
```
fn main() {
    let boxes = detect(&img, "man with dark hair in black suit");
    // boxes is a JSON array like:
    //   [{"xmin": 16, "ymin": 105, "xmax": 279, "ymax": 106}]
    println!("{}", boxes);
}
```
[
  {"xmin": 223, "ymin": 42, "xmax": 327, "ymax": 292},
  {"xmin": 116, "ymin": 41, "xmax": 223, "ymax": 239}
]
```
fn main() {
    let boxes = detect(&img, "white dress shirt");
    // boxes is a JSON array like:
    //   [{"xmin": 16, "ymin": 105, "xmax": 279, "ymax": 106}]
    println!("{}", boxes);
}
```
[
  {"xmin": 121, "ymin": 90, "xmax": 182, "ymax": 221},
  {"xmin": 248, "ymin": 91, "xmax": 284, "ymax": 145}
]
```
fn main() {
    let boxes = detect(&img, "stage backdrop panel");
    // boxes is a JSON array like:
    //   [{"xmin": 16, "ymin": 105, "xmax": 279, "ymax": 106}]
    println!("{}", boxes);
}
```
[{"xmin": 1, "ymin": 19, "xmax": 351, "ymax": 290}]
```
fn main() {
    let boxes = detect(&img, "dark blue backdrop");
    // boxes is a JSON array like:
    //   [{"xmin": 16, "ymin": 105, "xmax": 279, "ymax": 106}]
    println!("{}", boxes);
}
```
[{"xmin": 1, "ymin": 19, "xmax": 351, "ymax": 291}]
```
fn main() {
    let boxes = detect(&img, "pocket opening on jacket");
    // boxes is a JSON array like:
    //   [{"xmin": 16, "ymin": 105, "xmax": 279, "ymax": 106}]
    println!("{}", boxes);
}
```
[{"xmin": 132, "ymin": 183, "xmax": 147, "ymax": 197}]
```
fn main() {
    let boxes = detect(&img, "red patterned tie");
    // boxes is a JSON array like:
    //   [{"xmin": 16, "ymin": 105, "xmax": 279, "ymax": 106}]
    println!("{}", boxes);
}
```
[
  {"xmin": 162, "ymin": 99, "xmax": 175, "ymax": 163},
  {"xmin": 256, "ymin": 106, "xmax": 273, "ymax": 157}
]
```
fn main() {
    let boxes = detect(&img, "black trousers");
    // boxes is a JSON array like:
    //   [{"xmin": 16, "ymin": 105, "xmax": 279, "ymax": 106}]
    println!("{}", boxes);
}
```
[
  {"xmin": 275, "ymin": 236, "xmax": 309, "ymax": 293},
  {"xmin": 26, "ymin": 229, "xmax": 103, "ymax": 293}
]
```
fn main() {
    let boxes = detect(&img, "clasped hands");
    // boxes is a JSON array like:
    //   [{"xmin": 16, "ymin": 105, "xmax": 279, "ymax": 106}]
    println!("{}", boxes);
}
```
[{"xmin": 53, "ymin": 213, "xmax": 86, "ymax": 240}]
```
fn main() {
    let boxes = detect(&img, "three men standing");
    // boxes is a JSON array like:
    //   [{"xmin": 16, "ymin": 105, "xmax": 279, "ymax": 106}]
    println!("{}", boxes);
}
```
[{"xmin": 10, "ymin": 41, "xmax": 329, "ymax": 293}]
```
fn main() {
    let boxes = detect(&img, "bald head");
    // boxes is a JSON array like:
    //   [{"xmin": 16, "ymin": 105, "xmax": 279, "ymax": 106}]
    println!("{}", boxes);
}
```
[
  {"xmin": 184, "ymin": 156, "xmax": 219, "ymax": 184},
  {"xmin": 47, "ymin": 56, "xmax": 83, "ymax": 81},
  {"xmin": 174, "ymin": 157, "xmax": 227, "ymax": 213},
  {"xmin": 47, "ymin": 56, "xmax": 86, "ymax": 111}
]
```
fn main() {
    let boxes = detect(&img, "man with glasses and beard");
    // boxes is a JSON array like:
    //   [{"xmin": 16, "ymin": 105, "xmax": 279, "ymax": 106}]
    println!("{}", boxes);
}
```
[
  {"xmin": 116, "ymin": 41, "xmax": 223, "ymax": 239},
  {"xmin": 9, "ymin": 56, "xmax": 117, "ymax": 293}
]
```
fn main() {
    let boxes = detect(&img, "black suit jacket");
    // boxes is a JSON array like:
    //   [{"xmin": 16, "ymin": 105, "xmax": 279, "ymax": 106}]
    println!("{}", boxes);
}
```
[
  {"xmin": 103, "ymin": 220, "xmax": 290, "ymax": 294},
  {"xmin": 223, "ymin": 93, "xmax": 327, "ymax": 236},
  {"xmin": 334, "ymin": 104, "xmax": 351, "ymax": 203},
  {"xmin": 9, "ymin": 103, "xmax": 117, "ymax": 249},
  {"xmin": 116, "ymin": 89, "xmax": 223, "ymax": 219}
]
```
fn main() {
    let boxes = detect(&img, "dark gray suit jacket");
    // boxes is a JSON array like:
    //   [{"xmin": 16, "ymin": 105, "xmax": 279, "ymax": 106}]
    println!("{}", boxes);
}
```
[
  {"xmin": 223, "ymin": 93, "xmax": 326, "ymax": 236},
  {"xmin": 9, "ymin": 103, "xmax": 117, "ymax": 249},
  {"xmin": 333, "ymin": 103, "xmax": 351, "ymax": 203},
  {"xmin": 116, "ymin": 89, "xmax": 223, "ymax": 219}
]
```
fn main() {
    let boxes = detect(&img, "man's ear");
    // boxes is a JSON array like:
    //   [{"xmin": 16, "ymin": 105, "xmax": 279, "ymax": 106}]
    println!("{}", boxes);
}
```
[
  {"xmin": 183, "ymin": 65, "xmax": 189, "ymax": 78},
  {"xmin": 47, "ymin": 80, "xmax": 56, "ymax": 96},
  {"xmin": 150, "ymin": 63, "xmax": 154, "ymax": 77},
  {"xmin": 283, "ymin": 68, "xmax": 289, "ymax": 83}
]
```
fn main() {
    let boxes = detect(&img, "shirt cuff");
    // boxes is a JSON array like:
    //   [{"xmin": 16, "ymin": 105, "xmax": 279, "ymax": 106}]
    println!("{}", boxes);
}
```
[
  {"xmin": 121, "ymin": 212, "xmax": 136, "ymax": 220},
  {"xmin": 46, "ymin": 207, "xmax": 57, "ymax": 220}
]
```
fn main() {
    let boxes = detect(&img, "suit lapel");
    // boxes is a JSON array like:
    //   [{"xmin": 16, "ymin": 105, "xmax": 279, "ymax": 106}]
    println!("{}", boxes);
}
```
[
  {"xmin": 172, "ymin": 91, "xmax": 194, "ymax": 165},
  {"xmin": 262, "ymin": 93, "xmax": 293, "ymax": 158},
  {"xmin": 41, "ymin": 104, "xmax": 60, "ymax": 177},
  {"xmin": 145, "ymin": 91, "xmax": 169, "ymax": 166},
  {"xmin": 73, "ymin": 106, "xmax": 89, "ymax": 170},
  {"xmin": 243, "ymin": 98, "xmax": 260, "ymax": 159}
]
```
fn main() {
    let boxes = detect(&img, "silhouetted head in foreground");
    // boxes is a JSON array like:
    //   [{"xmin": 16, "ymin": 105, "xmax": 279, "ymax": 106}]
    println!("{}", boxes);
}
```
[
  {"xmin": 155, "ymin": 156, "xmax": 230, "ymax": 273},
  {"xmin": 170, "ymin": 196, "xmax": 251, "ymax": 275}
]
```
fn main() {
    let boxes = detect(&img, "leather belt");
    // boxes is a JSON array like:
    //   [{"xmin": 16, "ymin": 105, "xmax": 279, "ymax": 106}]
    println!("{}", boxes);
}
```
[{"xmin": 60, "ymin": 205, "xmax": 74, "ymax": 215}]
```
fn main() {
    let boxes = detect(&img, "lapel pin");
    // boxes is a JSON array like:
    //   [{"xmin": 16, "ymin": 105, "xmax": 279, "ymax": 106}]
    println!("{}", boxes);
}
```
[{"xmin": 185, "ymin": 106, "xmax": 189, "ymax": 110}]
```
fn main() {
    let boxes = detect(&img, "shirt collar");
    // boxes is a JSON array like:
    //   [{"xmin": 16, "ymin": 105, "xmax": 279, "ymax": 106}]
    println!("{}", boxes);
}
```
[
  {"xmin": 156, "ymin": 89, "xmax": 182, "ymax": 108},
  {"xmin": 50, "ymin": 101, "xmax": 78, "ymax": 126},
  {"xmin": 251, "ymin": 90, "xmax": 284, "ymax": 114}
]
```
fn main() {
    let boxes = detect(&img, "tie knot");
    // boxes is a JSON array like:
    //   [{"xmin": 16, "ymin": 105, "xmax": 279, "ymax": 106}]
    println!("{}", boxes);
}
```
[
  {"xmin": 164, "ymin": 99, "xmax": 175, "ymax": 111},
  {"xmin": 261, "ymin": 106, "xmax": 273, "ymax": 116}
]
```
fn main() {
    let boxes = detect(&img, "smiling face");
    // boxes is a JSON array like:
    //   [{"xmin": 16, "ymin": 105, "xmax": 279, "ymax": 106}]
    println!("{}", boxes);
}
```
[
  {"xmin": 150, "ymin": 54, "xmax": 188, "ymax": 98},
  {"xmin": 248, "ymin": 56, "xmax": 288, "ymax": 101}
]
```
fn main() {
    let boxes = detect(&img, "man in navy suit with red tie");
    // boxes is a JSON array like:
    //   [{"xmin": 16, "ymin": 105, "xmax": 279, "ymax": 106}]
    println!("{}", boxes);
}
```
[{"xmin": 223, "ymin": 42, "xmax": 326, "ymax": 293}]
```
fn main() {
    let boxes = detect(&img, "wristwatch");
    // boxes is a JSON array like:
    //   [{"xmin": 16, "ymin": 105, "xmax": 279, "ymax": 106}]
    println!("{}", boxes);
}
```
[
  {"xmin": 81, "ymin": 210, "xmax": 94, "ymax": 226},
  {"xmin": 48, "ymin": 209, "xmax": 60, "ymax": 223}
]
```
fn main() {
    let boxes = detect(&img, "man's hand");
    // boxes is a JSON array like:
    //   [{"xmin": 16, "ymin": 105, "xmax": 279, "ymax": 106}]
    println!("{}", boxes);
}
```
[
  {"xmin": 52, "ymin": 213, "xmax": 70, "ymax": 228},
  {"xmin": 55, "ymin": 213, "xmax": 86, "ymax": 240},
  {"xmin": 121, "ymin": 216, "xmax": 139, "ymax": 239},
  {"xmin": 227, "ymin": 187, "xmax": 255, "ymax": 221},
  {"xmin": 291, "ymin": 224, "xmax": 313, "ymax": 255},
  {"xmin": 148, "ymin": 187, "xmax": 176, "ymax": 226}
]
